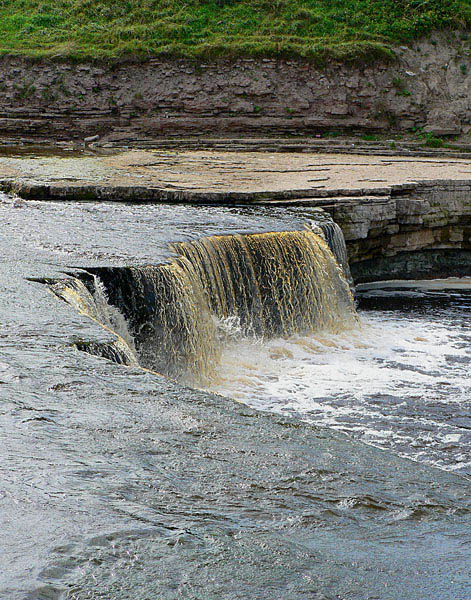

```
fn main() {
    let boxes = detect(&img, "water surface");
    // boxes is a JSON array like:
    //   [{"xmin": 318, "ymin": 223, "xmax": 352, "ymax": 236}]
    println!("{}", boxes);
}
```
[
  {"xmin": 1, "ymin": 194, "xmax": 471, "ymax": 599},
  {"xmin": 208, "ymin": 281, "xmax": 471, "ymax": 474}
]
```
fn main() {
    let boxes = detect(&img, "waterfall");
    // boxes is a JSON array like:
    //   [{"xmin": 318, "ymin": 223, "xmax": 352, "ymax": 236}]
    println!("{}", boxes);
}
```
[
  {"xmin": 50, "ymin": 225, "xmax": 357, "ymax": 383},
  {"xmin": 315, "ymin": 220, "xmax": 354, "ymax": 289},
  {"xmin": 50, "ymin": 276, "xmax": 139, "ymax": 367},
  {"xmin": 172, "ymin": 229, "xmax": 354, "ymax": 337}
]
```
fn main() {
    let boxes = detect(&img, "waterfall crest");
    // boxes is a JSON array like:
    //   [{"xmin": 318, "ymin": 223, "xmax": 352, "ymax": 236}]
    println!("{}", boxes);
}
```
[
  {"xmin": 51, "ymin": 227, "xmax": 357, "ymax": 383},
  {"xmin": 172, "ymin": 229, "xmax": 355, "ymax": 337}
]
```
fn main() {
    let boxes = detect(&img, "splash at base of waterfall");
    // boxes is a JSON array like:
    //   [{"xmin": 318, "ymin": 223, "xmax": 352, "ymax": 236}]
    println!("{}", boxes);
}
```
[{"xmin": 205, "ymin": 283, "xmax": 471, "ymax": 474}]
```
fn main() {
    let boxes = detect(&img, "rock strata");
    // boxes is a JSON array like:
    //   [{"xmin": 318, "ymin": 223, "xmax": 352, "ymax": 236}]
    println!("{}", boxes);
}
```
[
  {"xmin": 1, "ymin": 32, "xmax": 471, "ymax": 140},
  {"xmin": 328, "ymin": 181, "xmax": 471, "ymax": 282}
]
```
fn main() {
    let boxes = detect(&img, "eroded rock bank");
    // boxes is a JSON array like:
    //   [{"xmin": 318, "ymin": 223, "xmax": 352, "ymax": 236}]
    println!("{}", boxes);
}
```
[
  {"xmin": 321, "ymin": 180, "xmax": 471, "ymax": 282},
  {"xmin": 2, "ymin": 32, "xmax": 471, "ymax": 142}
]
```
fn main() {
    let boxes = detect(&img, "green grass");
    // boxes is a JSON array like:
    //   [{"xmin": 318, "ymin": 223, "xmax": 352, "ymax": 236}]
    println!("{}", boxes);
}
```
[{"xmin": 0, "ymin": 0, "xmax": 469, "ymax": 61}]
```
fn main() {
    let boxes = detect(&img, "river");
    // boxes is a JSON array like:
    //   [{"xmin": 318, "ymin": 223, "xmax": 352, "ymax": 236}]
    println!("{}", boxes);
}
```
[{"xmin": 1, "ymin": 194, "xmax": 470, "ymax": 600}]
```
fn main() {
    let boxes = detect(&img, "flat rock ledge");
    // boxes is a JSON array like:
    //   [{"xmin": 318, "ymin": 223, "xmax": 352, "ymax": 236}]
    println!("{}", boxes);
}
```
[{"xmin": 3, "ymin": 149, "xmax": 471, "ymax": 282}]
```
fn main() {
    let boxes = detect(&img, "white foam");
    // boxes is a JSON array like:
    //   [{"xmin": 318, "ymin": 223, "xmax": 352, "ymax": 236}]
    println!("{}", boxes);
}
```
[{"xmin": 205, "ymin": 307, "xmax": 471, "ymax": 473}]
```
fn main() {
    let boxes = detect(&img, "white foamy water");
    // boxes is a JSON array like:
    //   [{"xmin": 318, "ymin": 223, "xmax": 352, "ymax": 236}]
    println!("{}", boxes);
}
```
[{"xmin": 206, "ymin": 284, "xmax": 471, "ymax": 474}]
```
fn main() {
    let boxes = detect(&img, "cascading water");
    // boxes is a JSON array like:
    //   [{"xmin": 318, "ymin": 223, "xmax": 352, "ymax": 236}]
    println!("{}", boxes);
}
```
[
  {"xmin": 50, "ymin": 275, "xmax": 139, "ymax": 367},
  {"xmin": 50, "ymin": 223, "xmax": 358, "ymax": 383},
  {"xmin": 312, "ymin": 220, "xmax": 353, "ymax": 288}
]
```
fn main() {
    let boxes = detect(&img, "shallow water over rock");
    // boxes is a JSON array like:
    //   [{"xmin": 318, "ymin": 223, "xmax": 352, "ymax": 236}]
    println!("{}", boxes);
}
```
[{"xmin": 1, "ymin": 194, "xmax": 471, "ymax": 599}]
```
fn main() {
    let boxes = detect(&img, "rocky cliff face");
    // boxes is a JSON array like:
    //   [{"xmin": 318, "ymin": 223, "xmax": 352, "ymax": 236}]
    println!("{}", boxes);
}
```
[
  {"xmin": 1, "ymin": 32, "xmax": 471, "ymax": 141},
  {"xmin": 323, "ymin": 180, "xmax": 471, "ymax": 282}
]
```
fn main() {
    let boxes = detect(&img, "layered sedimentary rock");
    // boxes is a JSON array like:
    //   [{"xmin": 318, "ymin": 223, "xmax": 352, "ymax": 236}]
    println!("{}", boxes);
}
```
[
  {"xmin": 321, "ymin": 180, "xmax": 471, "ymax": 281},
  {"xmin": 2, "ymin": 32, "xmax": 471, "ymax": 141}
]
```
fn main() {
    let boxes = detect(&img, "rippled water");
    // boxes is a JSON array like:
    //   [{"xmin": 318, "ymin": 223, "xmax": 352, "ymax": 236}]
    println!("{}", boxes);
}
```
[
  {"xmin": 208, "ymin": 281, "xmax": 471, "ymax": 475},
  {"xmin": 1, "ymin": 196, "xmax": 325, "ymax": 264},
  {"xmin": 2, "ymin": 193, "xmax": 471, "ymax": 599}
]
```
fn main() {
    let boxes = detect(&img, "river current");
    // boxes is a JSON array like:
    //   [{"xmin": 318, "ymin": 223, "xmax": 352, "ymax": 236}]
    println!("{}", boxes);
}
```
[
  {"xmin": 1, "ymin": 193, "xmax": 471, "ymax": 599},
  {"xmin": 209, "ymin": 280, "xmax": 471, "ymax": 475}
]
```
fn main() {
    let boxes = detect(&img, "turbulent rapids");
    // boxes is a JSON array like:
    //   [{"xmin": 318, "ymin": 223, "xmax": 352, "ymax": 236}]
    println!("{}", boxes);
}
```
[{"xmin": 51, "ymin": 223, "xmax": 357, "ymax": 382}]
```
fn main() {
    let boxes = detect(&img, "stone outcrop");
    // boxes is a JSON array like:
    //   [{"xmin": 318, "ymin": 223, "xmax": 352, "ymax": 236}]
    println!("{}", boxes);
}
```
[
  {"xmin": 4, "ymin": 174, "xmax": 471, "ymax": 283},
  {"xmin": 2, "ymin": 32, "xmax": 471, "ymax": 141},
  {"xmin": 320, "ymin": 181, "xmax": 471, "ymax": 282}
]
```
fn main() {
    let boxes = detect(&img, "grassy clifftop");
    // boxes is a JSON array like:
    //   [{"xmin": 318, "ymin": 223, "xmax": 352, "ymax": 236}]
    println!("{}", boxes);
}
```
[{"xmin": 0, "ymin": 0, "xmax": 470, "ymax": 61}]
